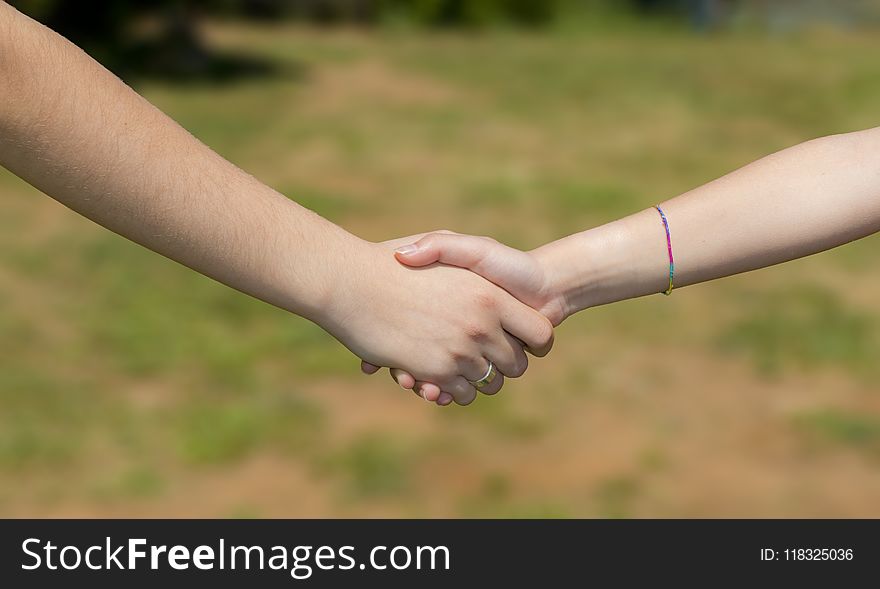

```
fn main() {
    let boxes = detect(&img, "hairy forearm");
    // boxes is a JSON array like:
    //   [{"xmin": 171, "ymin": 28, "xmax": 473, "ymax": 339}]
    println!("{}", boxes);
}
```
[
  {"xmin": 0, "ymin": 3, "xmax": 357, "ymax": 321},
  {"xmin": 536, "ymin": 128, "xmax": 880, "ymax": 318}
]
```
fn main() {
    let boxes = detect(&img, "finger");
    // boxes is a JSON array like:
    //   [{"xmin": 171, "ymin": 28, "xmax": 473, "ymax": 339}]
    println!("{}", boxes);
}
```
[
  {"xmin": 484, "ymin": 331, "xmax": 529, "ymax": 379},
  {"xmin": 475, "ymin": 372, "xmax": 504, "ymax": 396},
  {"xmin": 360, "ymin": 361, "xmax": 381, "ymax": 375},
  {"xmin": 498, "ymin": 295, "xmax": 555, "ymax": 357},
  {"xmin": 456, "ymin": 352, "xmax": 496, "ymax": 386},
  {"xmin": 390, "ymin": 368, "xmax": 416, "ymax": 390},
  {"xmin": 459, "ymin": 352, "xmax": 509, "ymax": 395},
  {"xmin": 415, "ymin": 382, "xmax": 441, "ymax": 403},
  {"xmin": 461, "ymin": 354, "xmax": 506, "ymax": 395},
  {"xmin": 441, "ymin": 376, "xmax": 478, "ymax": 406},
  {"xmin": 437, "ymin": 392, "xmax": 454, "ymax": 406}
]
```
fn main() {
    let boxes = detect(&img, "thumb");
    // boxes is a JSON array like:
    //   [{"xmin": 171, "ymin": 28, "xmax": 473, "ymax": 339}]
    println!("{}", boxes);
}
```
[
  {"xmin": 394, "ymin": 233, "xmax": 548, "ymax": 318},
  {"xmin": 394, "ymin": 233, "xmax": 494, "ymax": 270}
]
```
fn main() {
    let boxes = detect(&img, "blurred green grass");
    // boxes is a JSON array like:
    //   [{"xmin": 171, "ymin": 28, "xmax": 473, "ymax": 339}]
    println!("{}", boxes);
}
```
[
  {"xmin": 1, "ymin": 21, "xmax": 879, "ymax": 517},
  {"xmin": 793, "ymin": 409, "xmax": 880, "ymax": 459},
  {"xmin": 718, "ymin": 285, "xmax": 878, "ymax": 378}
]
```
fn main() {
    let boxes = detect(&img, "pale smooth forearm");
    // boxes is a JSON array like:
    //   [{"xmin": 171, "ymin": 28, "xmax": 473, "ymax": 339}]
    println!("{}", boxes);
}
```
[
  {"xmin": 0, "ymin": 3, "xmax": 355, "ymax": 323},
  {"xmin": 536, "ymin": 128, "xmax": 880, "ymax": 319}
]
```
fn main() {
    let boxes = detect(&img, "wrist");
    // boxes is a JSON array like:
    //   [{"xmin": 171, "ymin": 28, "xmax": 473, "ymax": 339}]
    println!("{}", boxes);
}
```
[
  {"xmin": 532, "ymin": 211, "xmax": 669, "ymax": 319},
  {"xmin": 531, "ymin": 231, "xmax": 618, "ymax": 322},
  {"xmin": 264, "ymin": 200, "xmax": 373, "ymax": 333},
  {"xmin": 306, "ymin": 232, "xmax": 375, "ymax": 335}
]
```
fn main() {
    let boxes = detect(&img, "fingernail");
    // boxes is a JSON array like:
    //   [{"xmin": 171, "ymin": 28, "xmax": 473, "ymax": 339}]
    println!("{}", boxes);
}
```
[{"xmin": 394, "ymin": 244, "xmax": 419, "ymax": 255}]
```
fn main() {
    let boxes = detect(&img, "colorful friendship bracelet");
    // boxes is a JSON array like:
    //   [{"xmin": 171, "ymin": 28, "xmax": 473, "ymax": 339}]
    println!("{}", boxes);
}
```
[{"xmin": 654, "ymin": 205, "xmax": 674, "ymax": 296}]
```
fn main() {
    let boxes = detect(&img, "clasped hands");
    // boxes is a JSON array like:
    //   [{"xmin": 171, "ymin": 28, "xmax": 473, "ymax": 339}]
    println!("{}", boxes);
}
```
[{"xmin": 341, "ymin": 231, "xmax": 570, "ymax": 407}]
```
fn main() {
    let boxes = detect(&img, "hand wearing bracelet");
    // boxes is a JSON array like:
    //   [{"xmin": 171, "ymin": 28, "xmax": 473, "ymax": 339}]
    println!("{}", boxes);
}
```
[{"xmin": 361, "ymin": 210, "xmax": 678, "ymax": 402}]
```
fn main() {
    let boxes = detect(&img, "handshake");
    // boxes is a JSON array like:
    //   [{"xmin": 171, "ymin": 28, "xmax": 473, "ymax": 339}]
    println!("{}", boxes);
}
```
[
  {"xmin": 360, "ymin": 231, "xmax": 566, "ymax": 407},
  {"xmin": 3, "ymin": 2, "xmax": 877, "ymax": 414},
  {"xmin": 323, "ymin": 219, "xmax": 669, "ymax": 408}
]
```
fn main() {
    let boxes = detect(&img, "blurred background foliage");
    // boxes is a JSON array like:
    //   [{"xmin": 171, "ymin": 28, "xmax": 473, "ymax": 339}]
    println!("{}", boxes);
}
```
[
  {"xmin": 10, "ymin": 1, "xmax": 880, "ymax": 78},
  {"xmin": 2, "ymin": 0, "xmax": 880, "ymax": 517}
]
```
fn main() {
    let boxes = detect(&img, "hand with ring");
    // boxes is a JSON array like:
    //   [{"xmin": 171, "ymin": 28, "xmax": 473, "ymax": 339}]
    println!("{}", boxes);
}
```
[{"xmin": 360, "ymin": 233, "xmax": 558, "ymax": 406}]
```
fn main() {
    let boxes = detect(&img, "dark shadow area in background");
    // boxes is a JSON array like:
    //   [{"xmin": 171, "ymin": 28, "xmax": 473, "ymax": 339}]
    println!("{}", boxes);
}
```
[
  {"xmin": 118, "ymin": 39, "xmax": 302, "ymax": 87},
  {"xmin": 7, "ymin": 0, "xmax": 783, "ymax": 85},
  {"xmin": 5, "ymin": 0, "xmax": 730, "ymax": 84},
  {"xmin": 8, "ymin": 0, "xmax": 873, "ymax": 92},
  {"xmin": 9, "ymin": 0, "xmax": 302, "ymax": 86}
]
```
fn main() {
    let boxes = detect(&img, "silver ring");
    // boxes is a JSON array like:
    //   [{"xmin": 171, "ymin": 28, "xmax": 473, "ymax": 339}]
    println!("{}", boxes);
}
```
[{"xmin": 468, "ymin": 361, "xmax": 497, "ymax": 390}]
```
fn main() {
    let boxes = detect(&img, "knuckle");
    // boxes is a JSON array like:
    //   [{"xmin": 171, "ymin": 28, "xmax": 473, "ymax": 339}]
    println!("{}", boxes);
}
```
[
  {"xmin": 427, "ymin": 357, "xmax": 456, "ymax": 381},
  {"xmin": 464, "ymin": 322, "xmax": 489, "ymax": 341},
  {"xmin": 473, "ymin": 291, "xmax": 497, "ymax": 311},
  {"xmin": 447, "ymin": 380, "xmax": 468, "ymax": 396},
  {"xmin": 443, "ymin": 357, "xmax": 462, "ymax": 378}
]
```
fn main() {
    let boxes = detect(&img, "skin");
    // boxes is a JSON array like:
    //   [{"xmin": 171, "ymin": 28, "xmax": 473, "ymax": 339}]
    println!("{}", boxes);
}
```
[
  {"xmin": 368, "ymin": 128, "xmax": 880, "ymax": 401},
  {"xmin": 0, "ymin": 2, "xmax": 554, "ymax": 406}
]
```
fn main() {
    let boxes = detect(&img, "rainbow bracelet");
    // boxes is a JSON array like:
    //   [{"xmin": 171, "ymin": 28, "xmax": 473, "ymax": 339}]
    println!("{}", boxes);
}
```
[{"xmin": 654, "ymin": 205, "xmax": 674, "ymax": 296}]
